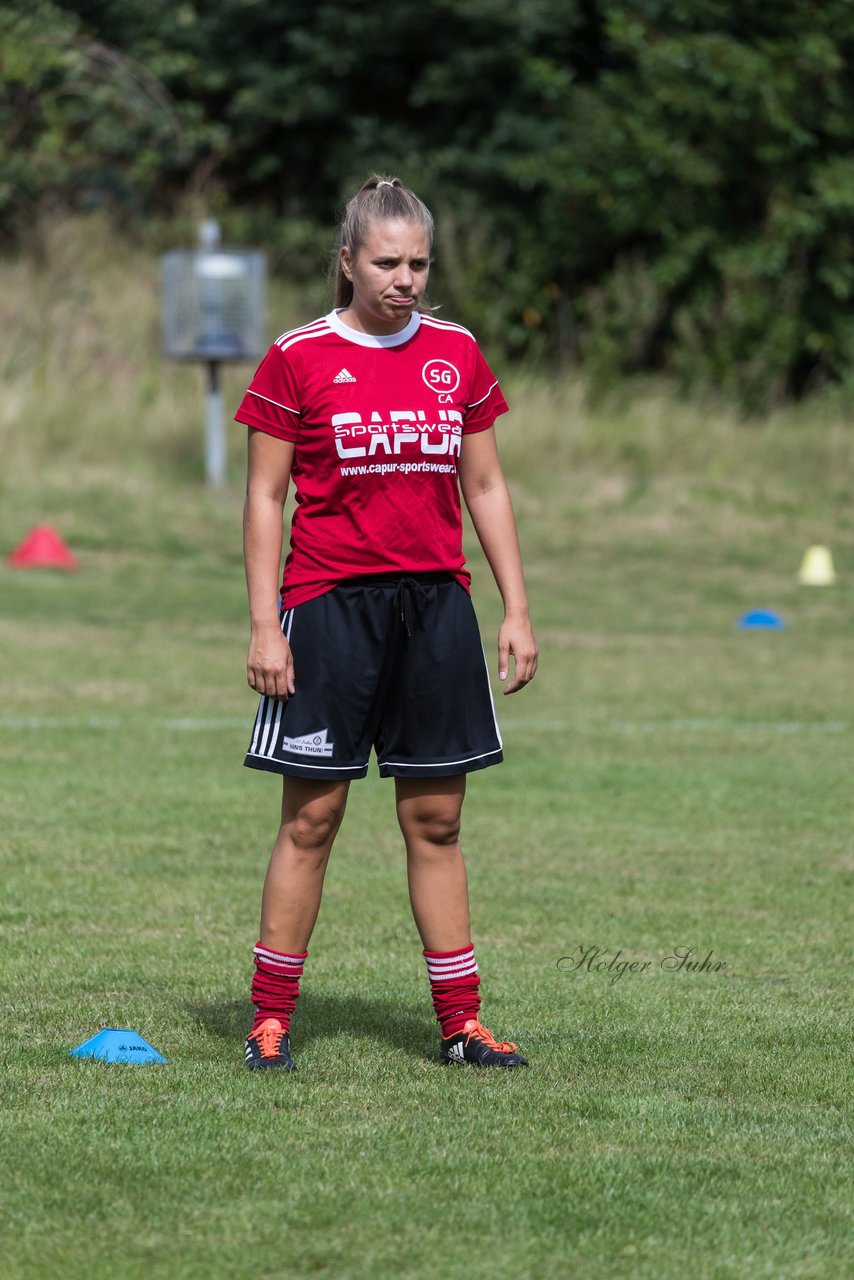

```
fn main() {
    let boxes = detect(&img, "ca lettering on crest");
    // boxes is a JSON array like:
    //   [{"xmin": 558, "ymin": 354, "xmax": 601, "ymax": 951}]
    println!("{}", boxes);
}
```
[{"xmin": 422, "ymin": 360, "xmax": 460, "ymax": 403}]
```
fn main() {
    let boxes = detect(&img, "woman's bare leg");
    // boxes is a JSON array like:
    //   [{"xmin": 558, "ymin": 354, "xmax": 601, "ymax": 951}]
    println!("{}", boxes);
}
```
[
  {"xmin": 395, "ymin": 775, "xmax": 470, "ymax": 950},
  {"xmin": 259, "ymin": 776, "xmax": 350, "ymax": 952}
]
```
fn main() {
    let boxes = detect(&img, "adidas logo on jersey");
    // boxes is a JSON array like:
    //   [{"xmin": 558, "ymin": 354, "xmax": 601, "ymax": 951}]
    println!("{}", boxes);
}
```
[{"xmin": 333, "ymin": 368, "xmax": 357, "ymax": 383}]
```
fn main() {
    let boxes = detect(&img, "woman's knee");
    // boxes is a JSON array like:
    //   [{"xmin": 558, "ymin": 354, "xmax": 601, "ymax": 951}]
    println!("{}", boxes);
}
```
[
  {"xmin": 281, "ymin": 781, "xmax": 348, "ymax": 850},
  {"xmin": 400, "ymin": 801, "xmax": 462, "ymax": 848},
  {"xmin": 396, "ymin": 778, "xmax": 465, "ymax": 849},
  {"xmin": 288, "ymin": 807, "xmax": 341, "ymax": 851}
]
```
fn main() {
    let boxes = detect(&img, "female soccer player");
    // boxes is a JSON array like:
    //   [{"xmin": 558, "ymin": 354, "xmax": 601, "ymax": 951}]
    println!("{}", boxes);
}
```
[{"xmin": 235, "ymin": 175, "xmax": 538, "ymax": 1070}]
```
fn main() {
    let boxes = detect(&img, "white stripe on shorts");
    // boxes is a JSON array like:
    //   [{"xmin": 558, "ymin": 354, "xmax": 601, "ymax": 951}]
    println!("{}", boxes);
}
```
[
  {"xmin": 480, "ymin": 638, "xmax": 503, "ymax": 749},
  {"xmin": 258, "ymin": 699, "xmax": 277, "ymax": 755},
  {"xmin": 264, "ymin": 700, "xmax": 284, "ymax": 756},
  {"xmin": 247, "ymin": 609, "xmax": 295, "ymax": 757},
  {"xmin": 379, "ymin": 748, "xmax": 502, "ymax": 770},
  {"xmin": 250, "ymin": 698, "xmax": 269, "ymax": 754}
]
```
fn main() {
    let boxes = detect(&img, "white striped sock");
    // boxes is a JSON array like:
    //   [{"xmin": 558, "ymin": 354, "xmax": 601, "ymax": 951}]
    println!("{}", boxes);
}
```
[
  {"xmin": 254, "ymin": 944, "xmax": 307, "ymax": 977},
  {"xmin": 423, "ymin": 945, "xmax": 479, "ymax": 982}
]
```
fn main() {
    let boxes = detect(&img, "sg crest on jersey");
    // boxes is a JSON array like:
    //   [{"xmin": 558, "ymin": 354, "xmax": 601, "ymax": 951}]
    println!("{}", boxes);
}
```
[{"xmin": 422, "ymin": 359, "xmax": 461, "ymax": 403}]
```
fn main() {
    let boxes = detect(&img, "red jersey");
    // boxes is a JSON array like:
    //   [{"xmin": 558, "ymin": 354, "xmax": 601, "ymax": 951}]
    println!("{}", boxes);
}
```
[{"xmin": 234, "ymin": 308, "xmax": 509, "ymax": 606}]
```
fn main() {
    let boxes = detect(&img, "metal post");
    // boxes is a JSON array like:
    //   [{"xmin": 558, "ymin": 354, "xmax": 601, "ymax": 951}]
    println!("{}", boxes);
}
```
[
  {"xmin": 205, "ymin": 360, "xmax": 225, "ymax": 486},
  {"xmin": 161, "ymin": 220, "xmax": 264, "ymax": 486}
]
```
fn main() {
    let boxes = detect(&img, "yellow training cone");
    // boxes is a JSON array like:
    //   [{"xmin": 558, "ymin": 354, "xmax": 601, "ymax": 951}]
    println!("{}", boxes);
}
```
[{"xmin": 798, "ymin": 545, "xmax": 836, "ymax": 586}]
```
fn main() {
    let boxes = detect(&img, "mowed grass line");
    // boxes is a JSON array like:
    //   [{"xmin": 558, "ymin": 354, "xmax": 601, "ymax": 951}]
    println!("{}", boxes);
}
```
[{"xmin": 1, "ymin": 465, "xmax": 852, "ymax": 1279}]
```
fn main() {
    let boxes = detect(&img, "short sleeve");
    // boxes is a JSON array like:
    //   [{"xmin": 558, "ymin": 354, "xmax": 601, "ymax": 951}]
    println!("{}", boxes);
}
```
[
  {"xmin": 463, "ymin": 345, "xmax": 509, "ymax": 434},
  {"xmin": 234, "ymin": 344, "xmax": 301, "ymax": 441}
]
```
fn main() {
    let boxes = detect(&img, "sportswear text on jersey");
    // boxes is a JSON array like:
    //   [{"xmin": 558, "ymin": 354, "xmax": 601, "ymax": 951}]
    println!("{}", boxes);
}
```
[{"xmin": 332, "ymin": 408, "xmax": 462, "ymax": 460}]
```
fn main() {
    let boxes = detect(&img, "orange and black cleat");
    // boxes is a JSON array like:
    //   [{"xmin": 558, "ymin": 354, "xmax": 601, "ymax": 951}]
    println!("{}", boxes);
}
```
[
  {"xmin": 440, "ymin": 1018, "xmax": 529, "ymax": 1068},
  {"xmin": 244, "ymin": 1018, "xmax": 297, "ymax": 1070}
]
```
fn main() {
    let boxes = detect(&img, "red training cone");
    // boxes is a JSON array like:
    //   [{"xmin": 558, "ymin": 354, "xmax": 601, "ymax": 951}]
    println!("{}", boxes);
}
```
[{"xmin": 7, "ymin": 524, "xmax": 78, "ymax": 571}]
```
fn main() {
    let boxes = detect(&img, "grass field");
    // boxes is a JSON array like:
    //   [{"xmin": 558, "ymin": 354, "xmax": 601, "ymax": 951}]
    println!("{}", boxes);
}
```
[{"xmin": 0, "ymin": 221, "xmax": 852, "ymax": 1279}]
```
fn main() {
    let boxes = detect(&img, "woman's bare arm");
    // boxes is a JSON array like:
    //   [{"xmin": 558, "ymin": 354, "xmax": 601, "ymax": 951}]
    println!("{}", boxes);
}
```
[
  {"xmin": 243, "ymin": 428, "xmax": 297, "ymax": 700},
  {"xmin": 458, "ymin": 427, "xmax": 538, "ymax": 694}
]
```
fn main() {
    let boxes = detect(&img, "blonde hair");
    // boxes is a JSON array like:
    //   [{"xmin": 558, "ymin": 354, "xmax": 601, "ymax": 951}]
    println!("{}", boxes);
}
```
[{"xmin": 334, "ymin": 174, "xmax": 435, "ymax": 308}]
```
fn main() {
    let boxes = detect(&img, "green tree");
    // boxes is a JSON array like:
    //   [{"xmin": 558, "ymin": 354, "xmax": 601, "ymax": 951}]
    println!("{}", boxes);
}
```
[
  {"xmin": 7, "ymin": 0, "xmax": 854, "ymax": 406},
  {"xmin": 0, "ymin": 2, "xmax": 207, "ymax": 241}
]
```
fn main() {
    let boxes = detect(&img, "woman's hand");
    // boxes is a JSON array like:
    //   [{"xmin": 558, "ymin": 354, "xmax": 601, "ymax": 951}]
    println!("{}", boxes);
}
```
[
  {"xmin": 247, "ymin": 622, "xmax": 295, "ymax": 700},
  {"xmin": 498, "ymin": 613, "xmax": 538, "ymax": 694}
]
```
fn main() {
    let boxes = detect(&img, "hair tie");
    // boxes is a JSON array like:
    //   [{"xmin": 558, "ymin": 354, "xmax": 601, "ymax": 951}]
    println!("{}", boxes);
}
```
[{"xmin": 376, "ymin": 180, "xmax": 396, "ymax": 190}]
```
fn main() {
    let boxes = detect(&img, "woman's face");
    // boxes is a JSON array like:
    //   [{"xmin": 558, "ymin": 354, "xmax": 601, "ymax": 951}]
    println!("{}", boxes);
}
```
[{"xmin": 340, "ymin": 218, "xmax": 431, "ymax": 334}]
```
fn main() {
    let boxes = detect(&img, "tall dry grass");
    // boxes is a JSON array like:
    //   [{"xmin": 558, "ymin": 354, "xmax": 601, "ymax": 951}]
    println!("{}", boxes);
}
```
[
  {"xmin": 1, "ymin": 215, "xmax": 852, "ymax": 546},
  {"xmin": 0, "ymin": 217, "xmax": 311, "ymax": 481}
]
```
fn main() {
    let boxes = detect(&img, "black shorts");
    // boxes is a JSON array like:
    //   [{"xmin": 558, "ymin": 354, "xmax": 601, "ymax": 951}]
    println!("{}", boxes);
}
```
[{"xmin": 244, "ymin": 572, "xmax": 503, "ymax": 781}]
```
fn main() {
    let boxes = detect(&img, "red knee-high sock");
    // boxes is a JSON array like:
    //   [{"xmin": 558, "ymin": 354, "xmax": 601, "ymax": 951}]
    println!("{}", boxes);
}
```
[
  {"xmin": 423, "ymin": 943, "xmax": 481, "ymax": 1038},
  {"xmin": 251, "ymin": 943, "xmax": 308, "ymax": 1033}
]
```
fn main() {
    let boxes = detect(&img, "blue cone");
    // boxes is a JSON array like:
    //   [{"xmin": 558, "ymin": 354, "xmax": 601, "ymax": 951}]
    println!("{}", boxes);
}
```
[
  {"xmin": 69, "ymin": 1028, "xmax": 167, "ymax": 1064},
  {"xmin": 738, "ymin": 609, "xmax": 786, "ymax": 630}
]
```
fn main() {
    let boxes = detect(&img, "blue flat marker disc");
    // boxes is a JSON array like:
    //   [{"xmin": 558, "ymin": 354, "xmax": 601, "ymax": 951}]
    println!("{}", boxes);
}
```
[
  {"xmin": 738, "ymin": 609, "xmax": 786, "ymax": 629},
  {"xmin": 69, "ymin": 1028, "xmax": 167, "ymax": 1064}
]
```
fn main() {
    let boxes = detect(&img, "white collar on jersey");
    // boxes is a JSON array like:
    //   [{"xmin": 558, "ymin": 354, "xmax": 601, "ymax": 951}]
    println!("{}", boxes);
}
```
[{"xmin": 325, "ymin": 307, "xmax": 421, "ymax": 348}]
